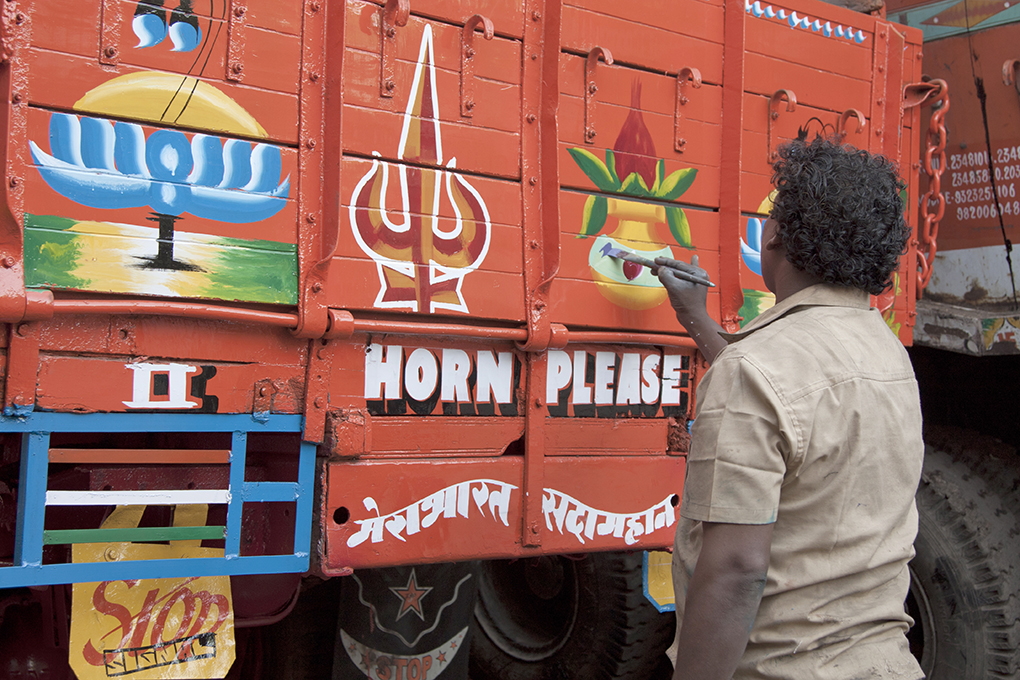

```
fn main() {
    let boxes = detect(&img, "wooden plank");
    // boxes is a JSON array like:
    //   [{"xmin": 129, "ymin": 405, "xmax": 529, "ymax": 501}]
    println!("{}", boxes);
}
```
[
  {"xmin": 325, "ymin": 256, "xmax": 526, "ymax": 321},
  {"xmin": 342, "ymin": 105, "xmax": 521, "ymax": 180},
  {"xmin": 366, "ymin": 418, "xmax": 525, "ymax": 456},
  {"xmin": 49, "ymin": 448, "xmax": 230, "ymax": 464},
  {"xmin": 743, "ymin": 52, "xmax": 872, "ymax": 114},
  {"xmin": 744, "ymin": 5, "xmax": 873, "ymax": 83},
  {"xmin": 42, "ymin": 525, "xmax": 225, "ymax": 545},
  {"xmin": 544, "ymin": 418, "xmax": 667, "ymax": 455},
  {"xmin": 560, "ymin": 6, "xmax": 724, "ymax": 84},
  {"xmin": 343, "ymin": 46, "xmax": 521, "ymax": 135}
]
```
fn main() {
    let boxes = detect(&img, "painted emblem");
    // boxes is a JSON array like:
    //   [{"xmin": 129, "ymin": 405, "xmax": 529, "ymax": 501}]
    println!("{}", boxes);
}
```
[
  {"xmin": 569, "ymin": 83, "xmax": 698, "ymax": 310},
  {"xmin": 349, "ymin": 25, "xmax": 491, "ymax": 314},
  {"xmin": 340, "ymin": 627, "xmax": 466, "ymax": 680},
  {"xmin": 389, "ymin": 569, "xmax": 433, "ymax": 622}
]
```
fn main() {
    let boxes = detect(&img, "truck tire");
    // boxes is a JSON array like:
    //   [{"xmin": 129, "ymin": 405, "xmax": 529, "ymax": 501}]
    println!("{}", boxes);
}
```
[
  {"xmin": 470, "ymin": 551, "xmax": 674, "ymax": 680},
  {"xmin": 908, "ymin": 426, "xmax": 1020, "ymax": 679},
  {"xmin": 253, "ymin": 578, "xmax": 341, "ymax": 679}
]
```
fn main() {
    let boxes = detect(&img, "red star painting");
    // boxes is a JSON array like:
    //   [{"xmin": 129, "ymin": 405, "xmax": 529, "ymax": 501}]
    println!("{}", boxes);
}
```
[{"xmin": 389, "ymin": 568, "xmax": 433, "ymax": 622}]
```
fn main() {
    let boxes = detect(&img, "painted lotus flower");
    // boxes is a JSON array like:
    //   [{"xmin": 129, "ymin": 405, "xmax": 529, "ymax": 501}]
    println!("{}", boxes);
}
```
[{"xmin": 741, "ymin": 217, "xmax": 764, "ymax": 276}]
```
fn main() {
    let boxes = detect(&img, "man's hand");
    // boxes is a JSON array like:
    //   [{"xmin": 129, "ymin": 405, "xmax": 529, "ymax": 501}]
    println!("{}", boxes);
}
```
[
  {"xmin": 673, "ymin": 522, "xmax": 774, "ymax": 680},
  {"xmin": 656, "ymin": 255, "xmax": 727, "ymax": 364}
]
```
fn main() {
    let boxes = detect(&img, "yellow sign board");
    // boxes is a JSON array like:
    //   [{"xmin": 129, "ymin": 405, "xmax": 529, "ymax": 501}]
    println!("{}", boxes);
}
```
[
  {"xmin": 69, "ymin": 506, "xmax": 235, "ymax": 680},
  {"xmin": 643, "ymin": 550, "xmax": 676, "ymax": 612}
]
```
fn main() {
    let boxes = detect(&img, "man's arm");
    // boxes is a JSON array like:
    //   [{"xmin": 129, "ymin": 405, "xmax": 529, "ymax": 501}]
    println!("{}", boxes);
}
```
[
  {"xmin": 673, "ymin": 521, "xmax": 774, "ymax": 680},
  {"xmin": 655, "ymin": 256, "xmax": 728, "ymax": 364}
]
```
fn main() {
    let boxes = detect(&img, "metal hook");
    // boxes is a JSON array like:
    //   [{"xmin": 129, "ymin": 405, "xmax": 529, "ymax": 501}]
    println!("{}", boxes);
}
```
[
  {"xmin": 380, "ymin": 0, "xmax": 411, "ymax": 98},
  {"xmin": 584, "ymin": 47, "xmax": 614, "ymax": 144},
  {"xmin": 461, "ymin": 15, "xmax": 495, "ymax": 117},
  {"xmin": 768, "ymin": 89, "xmax": 797, "ymax": 162},
  {"xmin": 1004, "ymin": 59, "xmax": 1020, "ymax": 95},
  {"xmin": 838, "ymin": 109, "xmax": 866, "ymax": 137},
  {"xmin": 675, "ymin": 66, "xmax": 702, "ymax": 152}
]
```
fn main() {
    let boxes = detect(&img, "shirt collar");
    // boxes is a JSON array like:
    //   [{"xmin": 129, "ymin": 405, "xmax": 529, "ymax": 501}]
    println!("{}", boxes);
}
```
[{"xmin": 719, "ymin": 283, "xmax": 871, "ymax": 343}]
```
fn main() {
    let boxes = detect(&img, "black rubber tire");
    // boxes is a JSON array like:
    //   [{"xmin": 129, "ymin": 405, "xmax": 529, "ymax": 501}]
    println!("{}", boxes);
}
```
[
  {"xmin": 469, "ymin": 551, "xmax": 675, "ymax": 680},
  {"xmin": 908, "ymin": 425, "xmax": 1020, "ymax": 679},
  {"xmin": 249, "ymin": 577, "xmax": 342, "ymax": 680}
]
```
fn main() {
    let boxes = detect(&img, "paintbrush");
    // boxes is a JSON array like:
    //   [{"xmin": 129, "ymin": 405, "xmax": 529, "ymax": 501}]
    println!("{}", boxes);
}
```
[{"xmin": 599, "ymin": 245, "xmax": 715, "ymax": 287}]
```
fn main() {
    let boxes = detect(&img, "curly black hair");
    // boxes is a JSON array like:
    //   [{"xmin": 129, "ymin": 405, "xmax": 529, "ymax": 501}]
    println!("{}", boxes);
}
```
[{"xmin": 769, "ymin": 137, "xmax": 910, "ymax": 295}]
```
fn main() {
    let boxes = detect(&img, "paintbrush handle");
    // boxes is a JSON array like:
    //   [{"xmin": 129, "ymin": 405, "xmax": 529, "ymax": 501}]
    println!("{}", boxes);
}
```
[{"xmin": 617, "ymin": 252, "xmax": 716, "ymax": 287}]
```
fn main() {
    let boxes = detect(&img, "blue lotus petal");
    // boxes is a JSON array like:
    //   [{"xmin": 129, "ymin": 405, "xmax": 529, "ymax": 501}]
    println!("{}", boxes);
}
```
[
  {"xmin": 741, "ymin": 240, "xmax": 762, "ymax": 276},
  {"xmin": 220, "ymin": 139, "xmax": 253, "ymax": 189},
  {"xmin": 168, "ymin": 21, "xmax": 201, "ymax": 52},
  {"xmin": 80, "ymin": 117, "xmax": 117, "ymax": 171},
  {"xmin": 114, "ymin": 122, "xmax": 151, "ymax": 178},
  {"xmin": 745, "ymin": 217, "xmax": 763, "ymax": 251},
  {"xmin": 188, "ymin": 185, "xmax": 288, "ymax": 223},
  {"xmin": 145, "ymin": 129, "xmax": 193, "ymax": 182},
  {"xmin": 133, "ymin": 13, "xmax": 167, "ymax": 48},
  {"xmin": 48, "ymin": 113, "xmax": 84, "ymax": 167},
  {"xmin": 188, "ymin": 134, "xmax": 225, "ymax": 186},
  {"xmin": 30, "ymin": 141, "xmax": 150, "ymax": 209},
  {"xmin": 244, "ymin": 144, "xmax": 285, "ymax": 194}
]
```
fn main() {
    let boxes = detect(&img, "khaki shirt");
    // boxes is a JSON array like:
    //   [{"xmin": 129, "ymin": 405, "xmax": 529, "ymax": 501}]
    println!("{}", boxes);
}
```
[{"xmin": 673, "ymin": 284, "xmax": 924, "ymax": 679}]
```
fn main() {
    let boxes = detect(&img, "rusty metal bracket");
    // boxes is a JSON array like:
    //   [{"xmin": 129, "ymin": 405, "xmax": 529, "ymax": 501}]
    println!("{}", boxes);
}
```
[
  {"xmin": 226, "ymin": 1, "xmax": 247, "ymax": 81},
  {"xmin": 584, "ymin": 46, "xmax": 613, "ymax": 144},
  {"xmin": 838, "ymin": 108, "xmax": 866, "ymax": 138},
  {"xmin": 380, "ymin": 0, "xmax": 410, "ymax": 98},
  {"xmin": 1003, "ymin": 59, "xmax": 1020, "ymax": 95},
  {"xmin": 99, "ymin": 0, "xmax": 121, "ymax": 65},
  {"xmin": 253, "ymin": 378, "xmax": 277, "ymax": 417},
  {"xmin": 674, "ymin": 67, "xmax": 702, "ymax": 152},
  {"xmin": 5, "ymin": 321, "xmax": 39, "ymax": 415},
  {"xmin": 767, "ymin": 89, "xmax": 797, "ymax": 163},
  {"xmin": 460, "ymin": 14, "xmax": 494, "ymax": 117},
  {"xmin": 303, "ymin": 338, "xmax": 334, "ymax": 442}
]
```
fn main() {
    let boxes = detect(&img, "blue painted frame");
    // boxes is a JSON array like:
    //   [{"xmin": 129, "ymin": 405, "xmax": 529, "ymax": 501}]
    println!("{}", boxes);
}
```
[{"xmin": 1, "ymin": 412, "xmax": 315, "ymax": 589}]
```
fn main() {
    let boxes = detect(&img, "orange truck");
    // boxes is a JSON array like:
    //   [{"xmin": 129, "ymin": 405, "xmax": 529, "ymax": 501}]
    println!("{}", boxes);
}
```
[{"xmin": 0, "ymin": 0, "xmax": 938, "ymax": 678}]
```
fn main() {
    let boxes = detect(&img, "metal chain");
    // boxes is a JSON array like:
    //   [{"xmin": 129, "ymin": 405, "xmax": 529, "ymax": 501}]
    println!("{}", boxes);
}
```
[{"xmin": 914, "ymin": 80, "xmax": 949, "ymax": 297}]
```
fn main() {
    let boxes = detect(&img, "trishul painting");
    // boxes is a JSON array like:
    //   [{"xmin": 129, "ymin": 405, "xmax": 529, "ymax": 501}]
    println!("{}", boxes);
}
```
[{"xmin": 349, "ymin": 25, "xmax": 491, "ymax": 315}]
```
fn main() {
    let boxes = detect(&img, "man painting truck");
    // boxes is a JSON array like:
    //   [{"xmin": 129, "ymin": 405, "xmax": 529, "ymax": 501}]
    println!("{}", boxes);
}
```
[{"xmin": 0, "ymin": 0, "xmax": 961, "ymax": 678}]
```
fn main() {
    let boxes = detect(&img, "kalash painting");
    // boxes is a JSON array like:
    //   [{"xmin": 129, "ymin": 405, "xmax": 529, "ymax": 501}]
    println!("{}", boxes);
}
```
[
  {"xmin": 568, "ymin": 83, "xmax": 697, "ymax": 311},
  {"xmin": 24, "ymin": 3, "xmax": 297, "ymax": 305}
]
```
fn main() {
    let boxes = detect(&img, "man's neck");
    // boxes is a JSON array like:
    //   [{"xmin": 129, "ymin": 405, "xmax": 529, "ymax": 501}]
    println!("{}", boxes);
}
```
[{"xmin": 771, "ymin": 262, "xmax": 823, "ymax": 304}]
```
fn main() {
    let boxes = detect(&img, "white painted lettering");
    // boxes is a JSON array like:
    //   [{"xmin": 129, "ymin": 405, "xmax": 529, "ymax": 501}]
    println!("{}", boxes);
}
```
[
  {"xmin": 571, "ymin": 351, "xmax": 592, "ymax": 404},
  {"xmin": 477, "ymin": 351, "xmax": 513, "ymax": 404},
  {"xmin": 440, "ymin": 349, "xmax": 471, "ymax": 402},
  {"xmin": 641, "ymin": 354, "xmax": 661, "ymax": 404},
  {"xmin": 404, "ymin": 348, "xmax": 438, "ymax": 401},
  {"xmin": 546, "ymin": 351, "xmax": 572, "ymax": 404},
  {"xmin": 594, "ymin": 351, "xmax": 616, "ymax": 405},
  {"xmin": 365, "ymin": 344, "xmax": 403, "ymax": 399},
  {"xmin": 661, "ymin": 354, "xmax": 684, "ymax": 405},
  {"xmin": 615, "ymin": 353, "xmax": 641, "ymax": 405}
]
